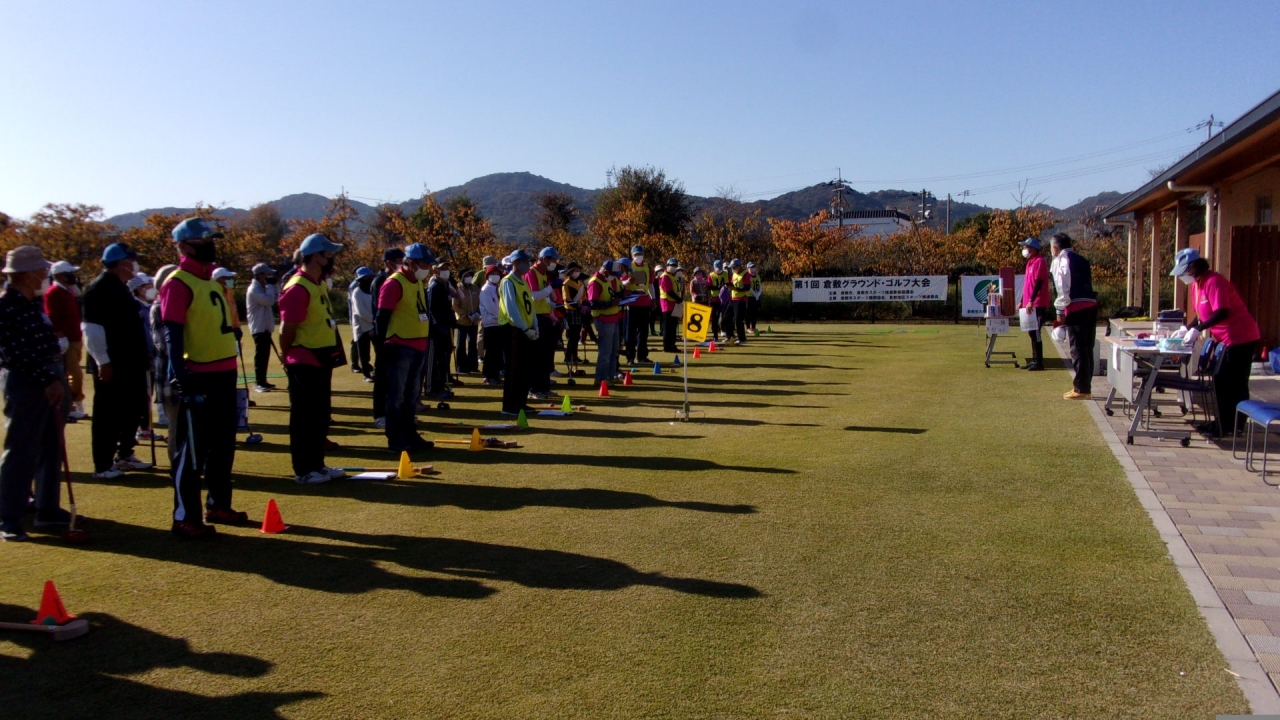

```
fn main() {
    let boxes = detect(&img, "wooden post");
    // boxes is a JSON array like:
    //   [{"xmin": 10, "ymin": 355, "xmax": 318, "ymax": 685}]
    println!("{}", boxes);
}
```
[
  {"xmin": 1127, "ymin": 215, "xmax": 1141, "ymax": 307},
  {"xmin": 1149, "ymin": 210, "xmax": 1162, "ymax": 314},
  {"xmin": 1174, "ymin": 200, "xmax": 1189, "ymax": 311}
]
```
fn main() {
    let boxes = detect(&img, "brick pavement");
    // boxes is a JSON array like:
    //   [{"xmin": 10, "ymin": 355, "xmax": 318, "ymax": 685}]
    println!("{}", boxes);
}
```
[{"xmin": 1084, "ymin": 355, "xmax": 1280, "ymax": 712}]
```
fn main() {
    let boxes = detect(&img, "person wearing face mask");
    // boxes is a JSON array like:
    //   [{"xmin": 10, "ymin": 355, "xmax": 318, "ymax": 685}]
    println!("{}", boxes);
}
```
[
  {"xmin": 44, "ymin": 260, "xmax": 88, "ymax": 421},
  {"xmin": 376, "ymin": 243, "xmax": 436, "ymax": 454},
  {"xmin": 746, "ymin": 261, "xmax": 762, "ymax": 336},
  {"xmin": 211, "ymin": 268, "xmax": 241, "ymax": 331},
  {"xmin": 1018, "ymin": 238, "xmax": 1052, "ymax": 371},
  {"xmin": 348, "ymin": 266, "xmax": 376, "ymax": 381},
  {"xmin": 657, "ymin": 258, "xmax": 684, "ymax": 354},
  {"xmin": 453, "ymin": 268, "xmax": 481, "ymax": 375},
  {"xmin": 162, "ymin": 218, "xmax": 246, "ymax": 538},
  {"xmin": 150, "ymin": 264, "xmax": 180, "ymax": 461},
  {"xmin": 424, "ymin": 261, "xmax": 457, "ymax": 403},
  {"xmin": 128, "ymin": 274, "xmax": 163, "ymax": 445},
  {"xmin": 278, "ymin": 234, "xmax": 347, "ymax": 485},
  {"xmin": 624, "ymin": 245, "xmax": 654, "ymax": 365},
  {"xmin": 525, "ymin": 247, "xmax": 562, "ymax": 400},
  {"xmin": 500, "ymin": 249, "xmax": 540, "ymax": 415},
  {"xmin": 247, "ymin": 263, "xmax": 279, "ymax": 392},
  {"xmin": 708, "ymin": 260, "xmax": 728, "ymax": 342},
  {"xmin": 1048, "ymin": 233, "xmax": 1098, "ymax": 400},
  {"xmin": 587, "ymin": 259, "xmax": 625, "ymax": 385},
  {"xmin": 82, "ymin": 243, "xmax": 153, "ymax": 480},
  {"xmin": 1169, "ymin": 248, "xmax": 1261, "ymax": 437},
  {"xmin": 0, "ymin": 246, "xmax": 77, "ymax": 541},
  {"xmin": 561, "ymin": 262, "xmax": 588, "ymax": 367},
  {"xmin": 369, "ymin": 247, "xmax": 405, "ymax": 427},
  {"xmin": 479, "ymin": 264, "xmax": 505, "ymax": 385}
]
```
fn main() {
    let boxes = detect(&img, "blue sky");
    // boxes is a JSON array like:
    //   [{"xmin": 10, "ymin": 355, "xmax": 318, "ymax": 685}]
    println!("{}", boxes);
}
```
[{"xmin": 2, "ymin": 1, "xmax": 1278, "ymax": 218}]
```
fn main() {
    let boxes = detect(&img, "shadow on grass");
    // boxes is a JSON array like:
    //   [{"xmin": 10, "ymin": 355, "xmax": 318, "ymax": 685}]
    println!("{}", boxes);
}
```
[
  {"xmin": 844, "ymin": 426, "xmax": 927, "ymax": 435},
  {"xmin": 77, "ymin": 521, "xmax": 762, "ymax": 600},
  {"xmin": 0, "ymin": 604, "xmax": 321, "ymax": 719}
]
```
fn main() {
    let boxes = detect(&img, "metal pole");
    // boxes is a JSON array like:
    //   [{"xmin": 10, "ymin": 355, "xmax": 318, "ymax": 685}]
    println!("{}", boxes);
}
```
[
  {"xmin": 681, "ymin": 316, "xmax": 690, "ymax": 421},
  {"xmin": 946, "ymin": 194, "xmax": 951, "ymax": 235}
]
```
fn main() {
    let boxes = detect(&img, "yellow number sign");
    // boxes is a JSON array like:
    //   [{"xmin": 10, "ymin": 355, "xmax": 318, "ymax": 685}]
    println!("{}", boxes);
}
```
[{"xmin": 683, "ymin": 302, "xmax": 711, "ymax": 343}]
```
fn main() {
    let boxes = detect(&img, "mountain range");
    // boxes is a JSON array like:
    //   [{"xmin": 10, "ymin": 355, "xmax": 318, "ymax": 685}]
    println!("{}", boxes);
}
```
[{"xmin": 104, "ymin": 171, "xmax": 1122, "ymax": 244}]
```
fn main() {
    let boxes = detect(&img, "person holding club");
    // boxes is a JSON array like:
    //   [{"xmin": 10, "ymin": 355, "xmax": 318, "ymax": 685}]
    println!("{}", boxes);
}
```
[
  {"xmin": 499, "ymin": 249, "xmax": 538, "ymax": 415},
  {"xmin": 44, "ymin": 260, "xmax": 89, "ymax": 421},
  {"xmin": 587, "ymin": 258, "xmax": 624, "ymax": 386},
  {"xmin": 0, "ymin": 246, "xmax": 74, "ymax": 542},
  {"xmin": 246, "ymin": 263, "xmax": 279, "ymax": 393},
  {"xmin": 279, "ymin": 233, "xmax": 348, "ymax": 486},
  {"xmin": 524, "ymin": 247, "xmax": 561, "ymax": 401},
  {"xmin": 161, "ymin": 217, "xmax": 247, "ymax": 538}
]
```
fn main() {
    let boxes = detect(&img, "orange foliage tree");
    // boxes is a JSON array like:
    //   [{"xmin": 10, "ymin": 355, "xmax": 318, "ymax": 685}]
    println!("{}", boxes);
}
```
[{"xmin": 769, "ymin": 211, "xmax": 853, "ymax": 277}]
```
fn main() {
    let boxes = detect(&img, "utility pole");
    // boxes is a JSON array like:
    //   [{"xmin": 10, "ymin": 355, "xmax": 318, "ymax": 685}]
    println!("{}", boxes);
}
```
[
  {"xmin": 946, "ymin": 193, "xmax": 951, "ymax": 235},
  {"xmin": 826, "ymin": 168, "xmax": 851, "ymax": 229}
]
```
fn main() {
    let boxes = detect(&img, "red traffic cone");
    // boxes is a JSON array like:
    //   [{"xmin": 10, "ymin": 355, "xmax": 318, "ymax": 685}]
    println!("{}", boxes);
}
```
[
  {"xmin": 693, "ymin": 348, "xmax": 702, "ymax": 359},
  {"xmin": 708, "ymin": 341, "xmax": 717, "ymax": 352},
  {"xmin": 598, "ymin": 381, "xmax": 610, "ymax": 398},
  {"xmin": 622, "ymin": 371, "xmax": 634, "ymax": 386},
  {"xmin": 259, "ymin": 499, "xmax": 288, "ymax": 534},
  {"xmin": 31, "ymin": 580, "xmax": 74, "ymax": 626}
]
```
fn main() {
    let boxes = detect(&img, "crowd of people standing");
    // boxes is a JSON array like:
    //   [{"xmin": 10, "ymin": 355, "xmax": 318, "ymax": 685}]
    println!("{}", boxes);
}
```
[{"xmin": 0, "ymin": 220, "xmax": 765, "ymax": 541}]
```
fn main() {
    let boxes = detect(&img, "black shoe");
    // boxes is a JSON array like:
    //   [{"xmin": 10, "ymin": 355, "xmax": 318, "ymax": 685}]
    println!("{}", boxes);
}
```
[
  {"xmin": 171, "ymin": 521, "xmax": 217, "ymax": 539},
  {"xmin": 1024, "ymin": 363, "xmax": 1044, "ymax": 371},
  {"xmin": 1, "ymin": 522, "xmax": 28, "ymax": 542},
  {"xmin": 410, "ymin": 436, "xmax": 435, "ymax": 451}
]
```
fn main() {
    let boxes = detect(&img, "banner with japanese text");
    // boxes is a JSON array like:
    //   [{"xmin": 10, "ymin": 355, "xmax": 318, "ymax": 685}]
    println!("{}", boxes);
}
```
[{"xmin": 790, "ymin": 276, "xmax": 948, "ymax": 303}]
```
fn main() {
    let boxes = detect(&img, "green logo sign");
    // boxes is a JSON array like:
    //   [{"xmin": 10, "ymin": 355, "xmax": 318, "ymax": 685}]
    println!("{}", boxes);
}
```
[{"xmin": 974, "ymin": 279, "xmax": 998, "ymax": 304}]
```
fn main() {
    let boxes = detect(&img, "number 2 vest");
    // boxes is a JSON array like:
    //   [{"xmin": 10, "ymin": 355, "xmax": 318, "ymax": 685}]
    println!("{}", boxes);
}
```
[
  {"xmin": 171, "ymin": 268, "xmax": 238, "ymax": 364},
  {"xmin": 385, "ymin": 272, "xmax": 430, "ymax": 341},
  {"xmin": 282, "ymin": 273, "xmax": 336, "ymax": 349}
]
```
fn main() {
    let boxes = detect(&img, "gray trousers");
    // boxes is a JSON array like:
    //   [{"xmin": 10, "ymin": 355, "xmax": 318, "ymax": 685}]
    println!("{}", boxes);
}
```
[
  {"xmin": 593, "ymin": 320, "xmax": 620, "ymax": 382},
  {"xmin": 0, "ymin": 367, "xmax": 68, "ymax": 523}
]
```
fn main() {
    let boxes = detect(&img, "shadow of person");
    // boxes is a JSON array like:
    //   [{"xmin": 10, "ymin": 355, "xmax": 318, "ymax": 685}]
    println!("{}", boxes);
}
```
[
  {"xmin": 78, "ymin": 520, "xmax": 761, "ymax": 600},
  {"xmin": 0, "ymin": 604, "xmax": 322, "ymax": 719}
]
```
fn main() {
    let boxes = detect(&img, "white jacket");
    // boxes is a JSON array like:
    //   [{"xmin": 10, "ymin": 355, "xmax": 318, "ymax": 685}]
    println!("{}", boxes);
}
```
[
  {"xmin": 246, "ymin": 280, "xmax": 279, "ymax": 335},
  {"xmin": 480, "ymin": 281, "xmax": 501, "ymax": 328},
  {"xmin": 349, "ymin": 285, "xmax": 374, "ymax": 336}
]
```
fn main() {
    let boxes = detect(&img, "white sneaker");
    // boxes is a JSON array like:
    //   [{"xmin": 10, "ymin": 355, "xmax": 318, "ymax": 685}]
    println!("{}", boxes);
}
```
[
  {"xmin": 93, "ymin": 468, "xmax": 124, "ymax": 480},
  {"xmin": 322, "ymin": 466, "xmax": 347, "ymax": 479},
  {"xmin": 253, "ymin": 384, "xmax": 271, "ymax": 393},
  {"xmin": 68, "ymin": 404, "xmax": 88, "ymax": 420},
  {"xmin": 115, "ymin": 455, "xmax": 153, "ymax": 471},
  {"xmin": 550, "ymin": 370, "xmax": 564, "ymax": 378},
  {"xmin": 294, "ymin": 470, "xmax": 333, "ymax": 485},
  {"xmin": 374, "ymin": 417, "xmax": 386, "ymax": 429}
]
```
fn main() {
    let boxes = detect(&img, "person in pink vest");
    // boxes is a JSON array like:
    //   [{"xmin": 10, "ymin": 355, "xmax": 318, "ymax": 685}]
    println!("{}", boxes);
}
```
[{"xmin": 1018, "ymin": 238, "xmax": 1052, "ymax": 371}]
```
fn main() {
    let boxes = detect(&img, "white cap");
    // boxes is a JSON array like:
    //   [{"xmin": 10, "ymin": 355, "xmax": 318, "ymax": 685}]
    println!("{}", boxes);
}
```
[
  {"xmin": 49, "ymin": 261, "xmax": 79, "ymax": 275},
  {"xmin": 211, "ymin": 267, "xmax": 236, "ymax": 280}
]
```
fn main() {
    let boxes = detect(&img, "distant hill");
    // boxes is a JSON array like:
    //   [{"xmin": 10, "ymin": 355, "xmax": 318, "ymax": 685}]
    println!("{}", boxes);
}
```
[{"xmin": 104, "ymin": 172, "xmax": 1120, "ymax": 245}]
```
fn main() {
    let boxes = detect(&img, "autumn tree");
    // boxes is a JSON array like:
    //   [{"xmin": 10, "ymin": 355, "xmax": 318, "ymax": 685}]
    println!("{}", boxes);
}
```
[
  {"xmin": 444, "ymin": 195, "xmax": 508, "ymax": 271},
  {"xmin": 17, "ymin": 204, "xmax": 117, "ymax": 269},
  {"xmin": 973, "ymin": 207, "xmax": 1059, "ymax": 270},
  {"xmin": 693, "ymin": 206, "xmax": 767, "ymax": 268},
  {"xmin": 769, "ymin": 211, "xmax": 853, "ymax": 277},
  {"xmin": 592, "ymin": 165, "xmax": 694, "ymax": 261},
  {"xmin": 534, "ymin": 191, "xmax": 601, "ymax": 265}
]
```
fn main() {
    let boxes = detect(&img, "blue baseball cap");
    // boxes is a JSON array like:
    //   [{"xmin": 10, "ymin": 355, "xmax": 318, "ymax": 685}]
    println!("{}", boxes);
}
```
[
  {"xmin": 102, "ymin": 243, "xmax": 139, "ymax": 264},
  {"xmin": 505, "ymin": 249, "xmax": 533, "ymax": 264},
  {"xmin": 666, "ymin": 257, "xmax": 679, "ymax": 267},
  {"xmin": 538, "ymin": 247, "xmax": 561, "ymax": 260},
  {"xmin": 631, "ymin": 245, "xmax": 645, "ymax": 255},
  {"xmin": 729, "ymin": 258, "xmax": 742, "ymax": 268},
  {"xmin": 299, "ymin": 233, "xmax": 343, "ymax": 256},
  {"xmin": 171, "ymin": 217, "xmax": 223, "ymax": 243},
  {"xmin": 1018, "ymin": 237, "xmax": 1042, "ymax": 250},
  {"xmin": 1171, "ymin": 247, "xmax": 1201, "ymax": 277},
  {"xmin": 404, "ymin": 243, "xmax": 436, "ymax": 262},
  {"xmin": 616, "ymin": 257, "xmax": 631, "ymax": 268},
  {"xmin": 355, "ymin": 266, "xmax": 374, "ymax": 279},
  {"xmin": 713, "ymin": 260, "xmax": 723, "ymax": 270},
  {"xmin": 601, "ymin": 259, "xmax": 614, "ymax": 273}
]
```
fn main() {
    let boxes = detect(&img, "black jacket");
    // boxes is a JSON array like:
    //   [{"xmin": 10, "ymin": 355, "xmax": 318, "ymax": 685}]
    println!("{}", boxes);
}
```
[{"xmin": 83, "ymin": 271, "xmax": 149, "ymax": 373}]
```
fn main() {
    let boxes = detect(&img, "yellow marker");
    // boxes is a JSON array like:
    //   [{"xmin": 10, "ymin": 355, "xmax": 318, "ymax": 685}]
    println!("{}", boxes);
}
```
[
  {"xmin": 397, "ymin": 451, "xmax": 416, "ymax": 478},
  {"xmin": 469, "ymin": 428, "xmax": 484, "ymax": 452},
  {"xmin": 683, "ymin": 302, "xmax": 712, "ymax": 343}
]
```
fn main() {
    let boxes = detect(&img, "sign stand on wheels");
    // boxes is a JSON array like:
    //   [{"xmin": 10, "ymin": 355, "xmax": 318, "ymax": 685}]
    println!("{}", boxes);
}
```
[{"xmin": 676, "ymin": 301, "xmax": 711, "ymax": 422}]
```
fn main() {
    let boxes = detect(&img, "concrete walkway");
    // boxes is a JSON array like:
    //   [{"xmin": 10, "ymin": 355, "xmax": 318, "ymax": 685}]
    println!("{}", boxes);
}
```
[{"xmin": 1081, "ymin": 352, "xmax": 1280, "ymax": 713}]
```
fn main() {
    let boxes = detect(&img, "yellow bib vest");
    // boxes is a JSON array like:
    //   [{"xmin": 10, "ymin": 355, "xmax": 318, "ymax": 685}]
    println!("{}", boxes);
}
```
[
  {"xmin": 750, "ymin": 274, "xmax": 762, "ymax": 294},
  {"xmin": 710, "ymin": 270, "xmax": 727, "ymax": 289},
  {"xmin": 283, "ymin": 273, "xmax": 336, "ymax": 349},
  {"xmin": 659, "ymin": 275, "xmax": 682, "ymax": 303},
  {"xmin": 563, "ymin": 277, "xmax": 583, "ymax": 309},
  {"xmin": 385, "ymin": 272, "xmax": 429, "ymax": 341},
  {"xmin": 731, "ymin": 271, "xmax": 752, "ymax": 300},
  {"xmin": 171, "ymin": 269, "xmax": 238, "ymax": 364},
  {"xmin": 628, "ymin": 264, "xmax": 650, "ymax": 297},
  {"xmin": 529, "ymin": 266, "xmax": 552, "ymax": 315},
  {"xmin": 588, "ymin": 275, "xmax": 621, "ymax": 318},
  {"xmin": 499, "ymin": 273, "xmax": 534, "ymax": 327}
]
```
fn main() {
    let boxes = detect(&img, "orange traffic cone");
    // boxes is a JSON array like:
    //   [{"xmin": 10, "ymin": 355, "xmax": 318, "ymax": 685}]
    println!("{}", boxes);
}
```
[
  {"xmin": 693, "ymin": 348, "xmax": 702, "ymax": 359},
  {"xmin": 708, "ymin": 341, "xmax": 717, "ymax": 352},
  {"xmin": 259, "ymin": 499, "xmax": 288, "ymax": 534},
  {"xmin": 31, "ymin": 581, "xmax": 74, "ymax": 626},
  {"xmin": 598, "ymin": 381, "xmax": 610, "ymax": 397},
  {"xmin": 622, "ymin": 371, "xmax": 634, "ymax": 386},
  {"xmin": 469, "ymin": 428, "xmax": 484, "ymax": 452}
]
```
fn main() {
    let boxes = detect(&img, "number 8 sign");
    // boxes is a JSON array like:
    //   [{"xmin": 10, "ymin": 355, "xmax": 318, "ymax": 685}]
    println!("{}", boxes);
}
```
[{"xmin": 683, "ymin": 302, "xmax": 711, "ymax": 342}]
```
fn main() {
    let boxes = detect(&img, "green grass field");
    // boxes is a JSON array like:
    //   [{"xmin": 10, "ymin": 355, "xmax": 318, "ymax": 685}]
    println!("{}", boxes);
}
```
[{"xmin": 0, "ymin": 324, "xmax": 1248, "ymax": 718}]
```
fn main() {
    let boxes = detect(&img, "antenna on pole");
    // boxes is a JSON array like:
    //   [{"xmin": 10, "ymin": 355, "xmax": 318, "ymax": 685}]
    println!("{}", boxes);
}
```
[
  {"xmin": 824, "ymin": 168, "xmax": 852, "ymax": 228},
  {"xmin": 1192, "ymin": 115, "xmax": 1224, "ymax": 142}
]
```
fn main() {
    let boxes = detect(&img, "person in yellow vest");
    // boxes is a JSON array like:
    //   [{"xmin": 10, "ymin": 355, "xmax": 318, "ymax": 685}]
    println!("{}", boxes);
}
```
[
  {"xmin": 524, "ymin": 247, "xmax": 561, "ymax": 400},
  {"xmin": 278, "ymin": 233, "xmax": 347, "ymax": 485},
  {"xmin": 746, "ymin": 260, "xmax": 762, "ymax": 336},
  {"xmin": 728, "ymin": 258, "xmax": 751, "ymax": 345},
  {"xmin": 708, "ymin": 259, "xmax": 728, "ymax": 342},
  {"xmin": 160, "ymin": 217, "xmax": 245, "ymax": 539},
  {"xmin": 587, "ymin": 259, "xmax": 625, "ymax": 385},
  {"xmin": 624, "ymin": 244, "xmax": 654, "ymax": 365},
  {"xmin": 375, "ymin": 243, "xmax": 437, "ymax": 455},
  {"xmin": 499, "ymin": 249, "xmax": 538, "ymax": 415}
]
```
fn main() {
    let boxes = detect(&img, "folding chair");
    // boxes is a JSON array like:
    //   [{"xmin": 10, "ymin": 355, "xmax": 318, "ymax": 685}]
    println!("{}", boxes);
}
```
[{"xmin": 1234, "ymin": 401, "xmax": 1280, "ymax": 485}]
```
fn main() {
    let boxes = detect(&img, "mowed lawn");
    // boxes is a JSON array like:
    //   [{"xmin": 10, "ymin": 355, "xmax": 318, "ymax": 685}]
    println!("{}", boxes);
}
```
[{"xmin": 0, "ymin": 324, "xmax": 1248, "ymax": 718}]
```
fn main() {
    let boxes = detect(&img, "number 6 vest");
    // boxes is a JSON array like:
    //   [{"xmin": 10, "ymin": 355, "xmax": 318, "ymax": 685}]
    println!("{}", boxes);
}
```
[{"xmin": 170, "ymin": 269, "xmax": 239, "ymax": 364}]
